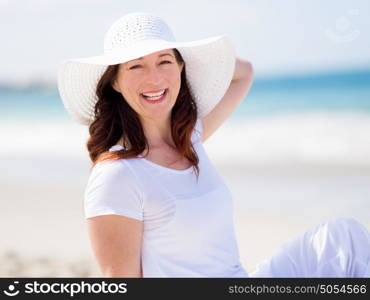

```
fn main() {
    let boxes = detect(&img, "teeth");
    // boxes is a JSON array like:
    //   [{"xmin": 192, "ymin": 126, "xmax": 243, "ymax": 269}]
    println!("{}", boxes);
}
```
[
  {"xmin": 142, "ymin": 89, "xmax": 166, "ymax": 97},
  {"xmin": 145, "ymin": 94, "xmax": 163, "ymax": 100}
]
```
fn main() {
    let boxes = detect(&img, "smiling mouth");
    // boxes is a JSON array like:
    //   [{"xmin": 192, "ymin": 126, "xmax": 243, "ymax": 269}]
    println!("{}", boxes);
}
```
[{"xmin": 140, "ymin": 88, "xmax": 168, "ymax": 103}]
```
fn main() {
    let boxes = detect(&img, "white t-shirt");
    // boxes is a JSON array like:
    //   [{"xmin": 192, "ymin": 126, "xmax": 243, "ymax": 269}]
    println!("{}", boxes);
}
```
[{"xmin": 84, "ymin": 118, "xmax": 248, "ymax": 277}]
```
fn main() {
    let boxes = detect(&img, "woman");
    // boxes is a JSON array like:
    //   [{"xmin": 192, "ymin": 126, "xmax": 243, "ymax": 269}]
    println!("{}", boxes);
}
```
[{"xmin": 58, "ymin": 12, "xmax": 370, "ymax": 278}]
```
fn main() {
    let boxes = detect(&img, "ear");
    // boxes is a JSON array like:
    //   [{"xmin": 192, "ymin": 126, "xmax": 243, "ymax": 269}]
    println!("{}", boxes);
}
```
[
  {"xmin": 112, "ymin": 80, "xmax": 120, "ymax": 93},
  {"xmin": 179, "ymin": 62, "xmax": 184, "ymax": 73}
]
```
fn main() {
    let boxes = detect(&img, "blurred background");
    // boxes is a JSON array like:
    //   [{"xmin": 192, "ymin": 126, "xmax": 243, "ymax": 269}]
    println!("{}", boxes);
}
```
[{"xmin": 1, "ymin": 0, "xmax": 369, "ymax": 277}]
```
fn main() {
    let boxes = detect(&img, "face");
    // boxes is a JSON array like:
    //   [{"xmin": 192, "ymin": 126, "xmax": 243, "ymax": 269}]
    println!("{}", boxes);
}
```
[{"xmin": 112, "ymin": 49, "xmax": 184, "ymax": 120}]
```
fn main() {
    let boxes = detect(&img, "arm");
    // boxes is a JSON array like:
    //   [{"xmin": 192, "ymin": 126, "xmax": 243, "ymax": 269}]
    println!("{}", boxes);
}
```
[
  {"xmin": 84, "ymin": 160, "xmax": 145, "ymax": 277},
  {"xmin": 87, "ymin": 214, "xmax": 144, "ymax": 277},
  {"xmin": 201, "ymin": 57, "xmax": 254, "ymax": 142}
]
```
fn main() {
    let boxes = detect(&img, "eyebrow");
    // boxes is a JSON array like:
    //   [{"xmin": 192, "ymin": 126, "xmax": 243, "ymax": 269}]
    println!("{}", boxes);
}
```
[{"xmin": 131, "ymin": 53, "xmax": 174, "ymax": 61}]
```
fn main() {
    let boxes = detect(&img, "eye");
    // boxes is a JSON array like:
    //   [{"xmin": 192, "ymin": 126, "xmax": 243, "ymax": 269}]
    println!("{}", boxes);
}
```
[
  {"xmin": 129, "ymin": 64, "xmax": 141, "ymax": 70},
  {"xmin": 160, "ymin": 60, "xmax": 172, "ymax": 65}
]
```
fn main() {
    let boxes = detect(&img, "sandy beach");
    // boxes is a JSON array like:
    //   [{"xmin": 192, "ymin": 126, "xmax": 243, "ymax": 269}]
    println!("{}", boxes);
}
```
[{"xmin": 1, "ymin": 157, "xmax": 369, "ymax": 277}]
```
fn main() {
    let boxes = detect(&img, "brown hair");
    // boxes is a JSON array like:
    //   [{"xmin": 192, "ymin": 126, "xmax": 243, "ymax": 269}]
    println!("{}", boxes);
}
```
[{"xmin": 86, "ymin": 48, "xmax": 200, "ymax": 179}]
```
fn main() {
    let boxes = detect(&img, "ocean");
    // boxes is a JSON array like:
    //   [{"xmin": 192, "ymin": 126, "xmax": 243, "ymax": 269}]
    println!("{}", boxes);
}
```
[{"xmin": 1, "ymin": 68, "xmax": 369, "ymax": 167}]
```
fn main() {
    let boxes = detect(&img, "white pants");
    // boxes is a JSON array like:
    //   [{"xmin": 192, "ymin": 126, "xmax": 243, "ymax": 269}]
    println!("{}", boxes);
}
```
[{"xmin": 249, "ymin": 217, "xmax": 370, "ymax": 277}]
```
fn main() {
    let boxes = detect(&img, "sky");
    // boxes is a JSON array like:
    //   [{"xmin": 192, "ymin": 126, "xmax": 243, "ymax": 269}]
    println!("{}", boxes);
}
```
[{"xmin": 1, "ymin": 0, "xmax": 370, "ymax": 85}]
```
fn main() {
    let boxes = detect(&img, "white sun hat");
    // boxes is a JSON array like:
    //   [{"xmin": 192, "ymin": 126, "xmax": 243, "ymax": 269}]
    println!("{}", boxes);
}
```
[{"xmin": 57, "ymin": 11, "xmax": 236, "ymax": 125}]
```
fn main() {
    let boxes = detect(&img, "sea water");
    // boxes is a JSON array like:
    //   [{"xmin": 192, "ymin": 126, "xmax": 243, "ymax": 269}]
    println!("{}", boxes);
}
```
[{"xmin": 1, "ymin": 69, "xmax": 369, "ymax": 164}]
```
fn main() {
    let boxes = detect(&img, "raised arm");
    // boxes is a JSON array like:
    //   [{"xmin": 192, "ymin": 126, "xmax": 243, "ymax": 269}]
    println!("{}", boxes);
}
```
[{"xmin": 201, "ymin": 57, "xmax": 254, "ymax": 142}]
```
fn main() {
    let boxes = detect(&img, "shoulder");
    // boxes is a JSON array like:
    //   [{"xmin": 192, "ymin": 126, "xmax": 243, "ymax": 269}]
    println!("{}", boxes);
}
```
[
  {"xmin": 87, "ymin": 159, "xmax": 141, "ymax": 191},
  {"xmin": 91, "ymin": 159, "xmax": 128, "ymax": 178},
  {"xmin": 195, "ymin": 118, "xmax": 203, "ymax": 133},
  {"xmin": 192, "ymin": 118, "xmax": 203, "ymax": 143},
  {"xmin": 84, "ymin": 159, "xmax": 145, "ymax": 220}
]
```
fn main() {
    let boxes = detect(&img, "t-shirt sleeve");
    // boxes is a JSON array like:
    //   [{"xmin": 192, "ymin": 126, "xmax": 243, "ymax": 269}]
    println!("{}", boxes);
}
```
[{"xmin": 84, "ymin": 160, "xmax": 144, "ymax": 221}]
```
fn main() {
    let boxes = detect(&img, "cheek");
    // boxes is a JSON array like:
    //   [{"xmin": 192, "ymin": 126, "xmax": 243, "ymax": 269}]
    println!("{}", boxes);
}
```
[
  {"xmin": 167, "ymin": 69, "xmax": 182, "ymax": 87},
  {"xmin": 120, "ymin": 77, "xmax": 139, "ymax": 95}
]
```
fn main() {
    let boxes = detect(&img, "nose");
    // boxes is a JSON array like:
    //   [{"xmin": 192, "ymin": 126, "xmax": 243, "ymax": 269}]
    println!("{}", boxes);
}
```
[{"xmin": 145, "ymin": 65, "xmax": 163, "ymax": 84}]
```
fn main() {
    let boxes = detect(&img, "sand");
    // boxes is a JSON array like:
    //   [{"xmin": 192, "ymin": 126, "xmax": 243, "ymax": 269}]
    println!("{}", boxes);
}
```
[{"xmin": 1, "ymin": 161, "xmax": 369, "ymax": 277}]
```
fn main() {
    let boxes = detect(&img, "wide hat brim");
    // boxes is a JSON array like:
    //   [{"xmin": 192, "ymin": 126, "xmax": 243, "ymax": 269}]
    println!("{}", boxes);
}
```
[{"xmin": 57, "ymin": 35, "xmax": 235, "ymax": 125}]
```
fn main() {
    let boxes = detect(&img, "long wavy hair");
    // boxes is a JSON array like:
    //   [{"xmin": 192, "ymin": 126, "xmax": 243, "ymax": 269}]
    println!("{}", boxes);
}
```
[{"xmin": 86, "ymin": 48, "xmax": 200, "ymax": 179}]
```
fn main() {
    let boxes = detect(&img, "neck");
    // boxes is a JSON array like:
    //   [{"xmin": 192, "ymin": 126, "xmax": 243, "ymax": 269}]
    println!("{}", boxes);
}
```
[{"xmin": 116, "ymin": 118, "xmax": 175, "ymax": 149}]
